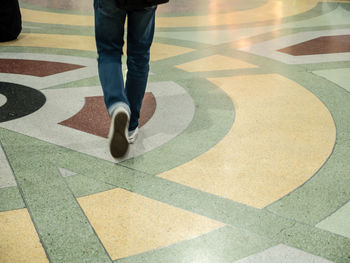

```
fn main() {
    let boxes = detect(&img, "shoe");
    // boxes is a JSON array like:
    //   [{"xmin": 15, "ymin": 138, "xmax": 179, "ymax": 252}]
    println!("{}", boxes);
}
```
[
  {"xmin": 108, "ymin": 107, "xmax": 130, "ymax": 158},
  {"xmin": 128, "ymin": 127, "xmax": 139, "ymax": 144}
]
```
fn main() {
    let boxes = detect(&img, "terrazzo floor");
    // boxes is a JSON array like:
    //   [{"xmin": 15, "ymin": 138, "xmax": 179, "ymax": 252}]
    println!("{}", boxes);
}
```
[{"xmin": 0, "ymin": 0, "xmax": 350, "ymax": 262}]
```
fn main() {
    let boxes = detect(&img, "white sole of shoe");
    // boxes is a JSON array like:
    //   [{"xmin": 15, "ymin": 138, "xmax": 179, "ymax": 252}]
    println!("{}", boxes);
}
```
[{"xmin": 128, "ymin": 127, "xmax": 139, "ymax": 144}]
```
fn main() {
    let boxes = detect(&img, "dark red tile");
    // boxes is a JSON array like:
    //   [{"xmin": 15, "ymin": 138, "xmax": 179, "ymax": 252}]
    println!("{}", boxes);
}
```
[
  {"xmin": 138, "ymin": 92, "xmax": 156, "ymax": 128},
  {"xmin": 59, "ymin": 93, "xmax": 156, "ymax": 138},
  {"xmin": 0, "ymin": 59, "xmax": 85, "ymax": 77},
  {"xmin": 278, "ymin": 35, "xmax": 350, "ymax": 56}
]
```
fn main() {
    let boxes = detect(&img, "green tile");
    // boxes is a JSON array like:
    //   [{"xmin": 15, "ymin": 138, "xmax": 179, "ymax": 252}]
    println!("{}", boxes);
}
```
[
  {"xmin": 122, "ymin": 77, "xmax": 235, "ymax": 174},
  {"xmin": 343, "ymin": 3, "xmax": 350, "ymax": 12},
  {"xmin": 64, "ymin": 173, "xmax": 116, "ymax": 198},
  {"xmin": 280, "ymin": 2, "xmax": 337, "ymax": 24},
  {"xmin": 19, "ymin": 2, "xmax": 93, "ymax": 15},
  {"xmin": 22, "ymin": 21, "xmax": 95, "ymax": 36},
  {"xmin": 283, "ymin": 4, "xmax": 350, "ymax": 28},
  {"xmin": 277, "ymin": 222, "xmax": 350, "ymax": 263},
  {"xmin": 44, "ymin": 76, "xmax": 100, "ymax": 90},
  {"xmin": 0, "ymin": 129, "xmax": 111, "ymax": 263},
  {"xmin": 0, "ymin": 186, "xmax": 25, "ymax": 212}
]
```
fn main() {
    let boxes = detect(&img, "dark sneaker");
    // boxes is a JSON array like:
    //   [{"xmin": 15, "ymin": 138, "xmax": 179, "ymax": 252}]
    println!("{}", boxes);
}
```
[{"xmin": 108, "ymin": 107, "xmax": 130, "ymax": 158}]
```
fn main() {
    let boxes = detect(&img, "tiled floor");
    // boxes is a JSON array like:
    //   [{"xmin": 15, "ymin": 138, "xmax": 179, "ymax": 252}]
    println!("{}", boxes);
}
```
[{"xmin": 0, "ymin": 0, "xmax": 350, "ymax": 262}]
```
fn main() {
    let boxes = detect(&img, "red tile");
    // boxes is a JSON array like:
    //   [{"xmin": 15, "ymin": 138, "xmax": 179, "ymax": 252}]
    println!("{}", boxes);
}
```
[
  {"xmin": 59, "ymin": 93, "xmax": 156, "ymax": 138},
  {"xmin": 278, "ymin": 35, "xmax": 350, "ymax": 56},
  {"xmin": 0, "ymin": 59, "xmax": 85, "ymax": 77}
]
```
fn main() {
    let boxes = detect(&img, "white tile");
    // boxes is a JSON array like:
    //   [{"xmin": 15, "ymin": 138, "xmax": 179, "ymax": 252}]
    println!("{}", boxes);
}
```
[
  {"xmin": 313, "ymin": 68, "xmax": 350, "ymax": 93},
  {"xmin": 0, "ymin": 145, "xmax": 17, "ymax": 188},
  {"xmin": 239, "ymin": 29, "xmax": 350, "ymax": 64},
  {"xmin": 0, "ymin": 94, "xmax": 7, "ymax": 107},
  {"xmin": 317, "ymin": 200, "xmax": 350, "ymax": 239},
  {"xmin": 58, "ymin": 167, "xmax": 77, "ymax": 178},
  {"xmin": 234, "ymin": 244, "xmax": 334, "ymax": 263}
]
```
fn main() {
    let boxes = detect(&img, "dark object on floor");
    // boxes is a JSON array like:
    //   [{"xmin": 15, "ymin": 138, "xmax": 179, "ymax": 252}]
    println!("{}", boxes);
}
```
[{"xmin": 0, "ymin": 0, "xmax": 22, "ymax": 42}]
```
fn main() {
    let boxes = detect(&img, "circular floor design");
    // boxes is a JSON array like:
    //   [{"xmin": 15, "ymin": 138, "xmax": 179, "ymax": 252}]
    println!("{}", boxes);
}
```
[{"xmin": 0, "ymin": 1, "xmax": 349, "ymax": 263}]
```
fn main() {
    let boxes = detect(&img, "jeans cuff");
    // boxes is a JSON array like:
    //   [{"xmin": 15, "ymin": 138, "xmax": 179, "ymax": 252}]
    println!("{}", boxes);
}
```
[{"xmin": 108, "ymin": 102, "xmax": 131, "ymax": 116}]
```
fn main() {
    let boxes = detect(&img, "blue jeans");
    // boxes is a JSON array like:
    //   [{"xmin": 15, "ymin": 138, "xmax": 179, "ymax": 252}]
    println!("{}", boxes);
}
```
[{"xmin": 94, "ymin": 0, "xmax": 156, "ymax": 131}]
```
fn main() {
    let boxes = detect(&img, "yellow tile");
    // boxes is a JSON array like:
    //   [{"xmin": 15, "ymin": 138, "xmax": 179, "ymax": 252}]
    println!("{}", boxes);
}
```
[
  {"xmin": 78, "ymin": 188, "xmax": 224, "ymax": 260},
  {"xmin": 176, "ymin": 55, "xmax": 257, "ymax": 72},
  {"xmin": 0, "ymin": 34, "xmax": 192, "ymax": 61},
  {"xmin": 0, "ymin": 209, "xmax": 48, "ymax": 263},
  {"xmin": 21, "ymin": 8, "xmax": 93, "ymax": 26},
  {"xmin": 151, "ymin": 43, "xmax": 194, "ymax": 61},
  {"xmin": 0, "ymin": 33, "xmax": 96, "ymax": 51},
  {"xmin": 158, "ymin": 74, "xmax": 336, "ymax": 208}
]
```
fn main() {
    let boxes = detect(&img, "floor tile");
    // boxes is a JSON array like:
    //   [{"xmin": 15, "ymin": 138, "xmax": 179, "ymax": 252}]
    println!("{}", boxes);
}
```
[
  {"xmin": 0, "ymin": 187, "xmax": 25, "ymax": 212},
  {"xmin": 78, "ymin": 188, "xmax": 224, "ymax": 260},
  {"xmin": 313, "ymin": 68, "xmax": 350, "ymax": 93},
  {"xmin": 58, "ymin": 167, "xmax": 77, "ymax": 178},
  {"xmin": 233, "ymin": 244, "xmax": 334, "ymax": 263},
  {"xmin": 115, "ymin": 226, "xmax": 276, "ymax": 263},
  {"xmin": 159, "ymin": 74, "xmax": 335, "ymax": 208},
  {"xmin": 0, "ymin": 145, "xmax": 17, "ymax": 188},
  {"xmin": 155, "ymin": 26, "xmax": 278, "ymax": 45},
  {"xmin": 284, "ymin": 4, "xmax": 350, "ymax": 28},
  {"xmin": 20, "ymin": 8, "xmax": 93, "ymax": 26},
  {"xmin": 0, "ymin": 58, "xmax": 84, "ymax": 77},
  {"xmin": 0, "ymin": 93, "xmax": 6, "ymax": 107},
  {"xmin": 0, "ymin": 209, "xmax": 49, "ymax": 263},
  {"xmin": 64, "ymin": 173, "xmax": 115, "ymax": 198},
  {"xmin": 317, "ymin": 200, "xmax": 350, "ymax": 239},
  {"xmin": 239, "ymin": 28, "xmax": 350, "ymax": 64},
  {"xmin": 176, "ymin": 55, "xmax": 257, "ymax": 72}
]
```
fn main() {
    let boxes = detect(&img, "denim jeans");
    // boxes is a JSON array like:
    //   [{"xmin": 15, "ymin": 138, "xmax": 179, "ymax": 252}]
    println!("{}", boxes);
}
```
[{"xmin": 94, "ymin": 0, "xmax": 156, "ymax": 131}]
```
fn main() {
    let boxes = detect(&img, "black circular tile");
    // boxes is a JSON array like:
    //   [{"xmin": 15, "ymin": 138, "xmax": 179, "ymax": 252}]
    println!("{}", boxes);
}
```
[{"xmin": 0, "ymin": 82, "xmax": 46, "ymax": 122}]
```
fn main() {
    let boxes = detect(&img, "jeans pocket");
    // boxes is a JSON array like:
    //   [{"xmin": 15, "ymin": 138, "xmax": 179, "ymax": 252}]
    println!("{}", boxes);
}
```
[
  {"xmin": 96, "ymin": 0, "xmax": 120, "ymax": 16},
  {"xmin": 144, "ymin": 5, "xmax": 157, "ymax": 11}
]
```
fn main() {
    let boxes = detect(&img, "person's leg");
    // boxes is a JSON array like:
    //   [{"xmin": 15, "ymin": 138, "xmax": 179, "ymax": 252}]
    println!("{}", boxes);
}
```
[
  {"xmin": 94, "ymin": 0, "xmax": 129, "ymax": 115},
  {"xmin": 125, "ymin": 6, "xmax": 156, "ymax": 132},
  {"xmin": 94, "ymin": 0, "xmax": 131, "ymax": 158}
]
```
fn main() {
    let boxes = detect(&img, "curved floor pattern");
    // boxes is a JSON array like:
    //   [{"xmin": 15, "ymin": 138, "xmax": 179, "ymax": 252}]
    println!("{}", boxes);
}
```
[
  {"xmin": 0, "ymin": 82, "xmax": 195, "ymax": 162},
  {"xmin": 159, "ymin": 73, "xmax": 336, "ymax": 208},
  {"xmin": 0, "ymin": 0, "xmax": 350, "ymax": 263}
]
